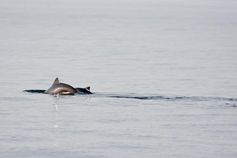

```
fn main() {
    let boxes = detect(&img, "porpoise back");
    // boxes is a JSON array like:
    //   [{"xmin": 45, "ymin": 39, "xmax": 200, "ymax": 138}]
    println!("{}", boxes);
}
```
[{"xmin": 46, "ymin": 78, "xmax": 77, "ymax": 95}]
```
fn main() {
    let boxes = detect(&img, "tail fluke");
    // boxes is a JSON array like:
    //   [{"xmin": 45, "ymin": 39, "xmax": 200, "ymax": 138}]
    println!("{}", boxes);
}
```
[{"xmin": 75, "ymin": 87, "xmax": 93, "ymax": 94}]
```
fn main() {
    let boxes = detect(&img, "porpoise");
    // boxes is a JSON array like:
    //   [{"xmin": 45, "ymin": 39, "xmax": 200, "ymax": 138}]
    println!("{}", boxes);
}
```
[{"xmin": 24, "ymin": 78, "xmax": 92, "ymax": 95}]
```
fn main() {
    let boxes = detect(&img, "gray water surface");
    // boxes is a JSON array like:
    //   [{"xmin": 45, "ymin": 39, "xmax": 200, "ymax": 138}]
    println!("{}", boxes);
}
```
[{"xmin": 0, "ymin": 0, "xmax": 237, "ymax": 158}]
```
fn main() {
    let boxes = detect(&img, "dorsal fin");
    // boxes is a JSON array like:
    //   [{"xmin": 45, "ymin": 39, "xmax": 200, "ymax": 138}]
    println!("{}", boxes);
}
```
[
  {"xmin": 53, "ymin": 78, "xmax": 60, "ymax": 85},
  {"xmin": 85, "ymin": 86, "xmax": 90, "ymax": 91}
]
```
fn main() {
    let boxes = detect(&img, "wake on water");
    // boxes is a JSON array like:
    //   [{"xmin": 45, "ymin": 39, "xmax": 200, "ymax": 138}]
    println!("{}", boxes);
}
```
[{"xmin": 23, "ymin": 89, "xmax": 237, "ymax": 104}]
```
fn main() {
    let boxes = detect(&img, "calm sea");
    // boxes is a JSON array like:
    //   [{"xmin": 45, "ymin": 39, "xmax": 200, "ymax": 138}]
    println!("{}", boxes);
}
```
[{"xmin": 0, "ymin": 0, "xmax": 237, "ymax": 157}]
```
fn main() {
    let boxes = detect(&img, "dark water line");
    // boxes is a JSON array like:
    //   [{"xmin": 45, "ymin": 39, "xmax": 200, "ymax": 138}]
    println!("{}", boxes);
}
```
[
  {"xmin": 107, "ymin": 95, "xmax": 237, "ymax": 102},
  {"xmin": 23, "ymin": 90, "xmax": 46, "ymax": 93},
  {"xmin": 23, "ymin": 90, "xmax": 237, "ymax": 102}
]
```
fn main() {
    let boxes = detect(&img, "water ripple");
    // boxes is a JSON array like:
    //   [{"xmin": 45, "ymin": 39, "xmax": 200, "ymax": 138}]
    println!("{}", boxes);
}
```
[
  {"xmin": 107, "ymin": 94, "xmax": 237, "ymax": 102},
  {"xmin": 23, "ymin": 90, "xmax": 237, "ymax": 103}
]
